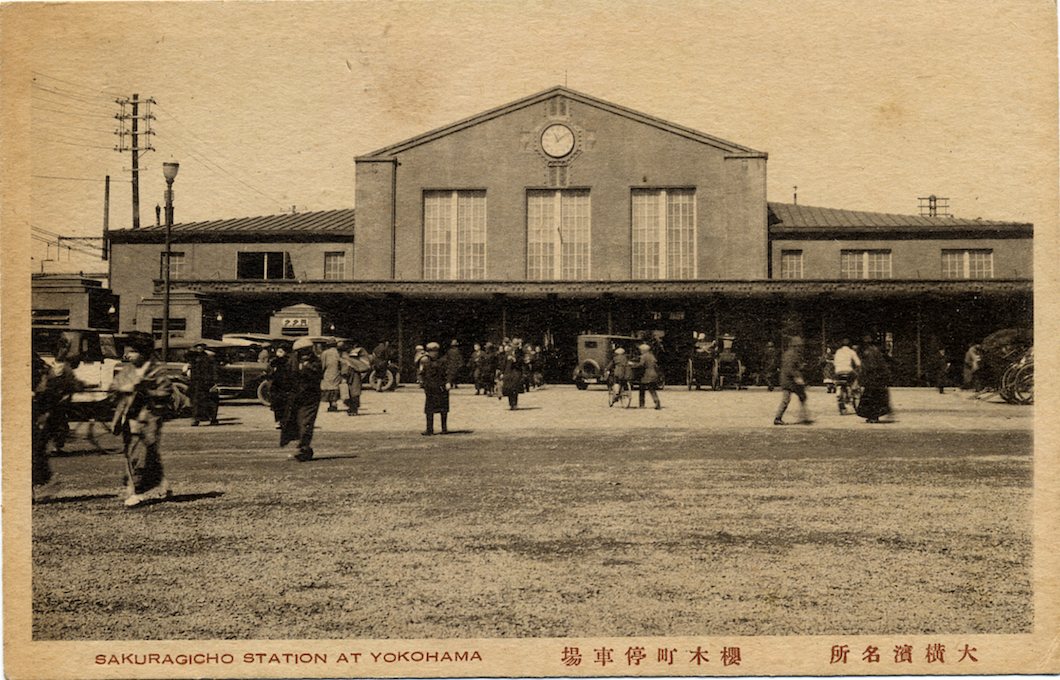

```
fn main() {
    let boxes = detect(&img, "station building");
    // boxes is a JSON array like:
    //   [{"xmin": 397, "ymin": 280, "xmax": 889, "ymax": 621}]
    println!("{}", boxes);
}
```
[{"xmin": 104, "ymin": 87, "xmax": 1033, "ymax": 385}]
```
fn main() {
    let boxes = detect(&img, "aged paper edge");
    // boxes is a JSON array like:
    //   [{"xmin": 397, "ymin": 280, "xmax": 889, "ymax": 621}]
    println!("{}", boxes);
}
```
[{"xmin": 2, "ymin": 1, "xmax": 1058, "ymax": 678}]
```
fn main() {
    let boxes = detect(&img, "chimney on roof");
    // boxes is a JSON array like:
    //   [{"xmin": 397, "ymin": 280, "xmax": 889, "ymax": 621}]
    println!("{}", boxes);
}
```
[{"xmin": 155, "ymin": 204, "xmax": 161, "ymax": 227}]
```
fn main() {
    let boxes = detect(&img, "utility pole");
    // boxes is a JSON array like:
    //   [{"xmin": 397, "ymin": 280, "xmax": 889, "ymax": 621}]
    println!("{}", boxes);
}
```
[{"xmin": 115, "ymin": 94, "xmax": 155, "ymax": 228}]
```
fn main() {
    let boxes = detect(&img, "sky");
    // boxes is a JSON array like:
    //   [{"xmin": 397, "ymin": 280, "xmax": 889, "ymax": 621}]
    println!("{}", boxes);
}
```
[{"xmin": 5, "ymin": 0, "xmax": 1057, "ymax": 275}]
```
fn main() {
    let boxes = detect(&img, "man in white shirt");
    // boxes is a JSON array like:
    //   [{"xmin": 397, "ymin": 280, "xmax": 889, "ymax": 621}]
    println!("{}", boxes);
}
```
[{"xmin": 833, "ymin": 338, "xmax": 861, "ymax": 414}]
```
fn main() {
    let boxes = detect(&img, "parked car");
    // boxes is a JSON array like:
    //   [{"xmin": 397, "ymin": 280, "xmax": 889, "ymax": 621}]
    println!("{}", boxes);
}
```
[
  {"xmin": 32, "ymin": 326, "xmax": 124, "ymax": 419},
  {"xmin": 156, "ymin": 337, "xmax": 273, "ymax": 409},
  {"xmin": 572, "ymin": 334, "xmax": 637, "ymax": 390}
]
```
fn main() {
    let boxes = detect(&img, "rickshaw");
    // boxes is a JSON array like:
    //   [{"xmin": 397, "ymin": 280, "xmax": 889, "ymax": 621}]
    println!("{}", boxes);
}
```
[
  {"xmin": 686, "ymin": 335, "xmax": 716, "ymax": 390},
  {"xmin": 977, "ymin": 328, "xmax": 1033, "ymax": 405},
  {"xmin": 711, "ymin": 335, "xmax": 746, "ymax": 390}
]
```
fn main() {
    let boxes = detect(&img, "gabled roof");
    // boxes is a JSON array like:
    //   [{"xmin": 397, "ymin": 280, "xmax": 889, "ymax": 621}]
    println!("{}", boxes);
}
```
[
  {"xmin": 768, "ymin": 202, "xmax": 1032, "ymax": 239},
  {"xmin": 108, "ymin": 209, "xmax": 355, "ymax": 243},
  {"xmin": 357, "ymin": 86, "xmax": 766, "ymax": 159}
]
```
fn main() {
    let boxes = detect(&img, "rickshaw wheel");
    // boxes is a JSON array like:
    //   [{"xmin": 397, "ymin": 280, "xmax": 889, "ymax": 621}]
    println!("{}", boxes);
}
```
[{"xmin": 1011, "ymin": 363, "xmax": 1033, "ymax": 405}]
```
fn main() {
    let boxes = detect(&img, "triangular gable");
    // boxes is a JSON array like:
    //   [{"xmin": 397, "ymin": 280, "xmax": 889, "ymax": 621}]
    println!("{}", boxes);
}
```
[{"xmin": 357, "ymin": 86, "xmax": 766, "ymax": 159}]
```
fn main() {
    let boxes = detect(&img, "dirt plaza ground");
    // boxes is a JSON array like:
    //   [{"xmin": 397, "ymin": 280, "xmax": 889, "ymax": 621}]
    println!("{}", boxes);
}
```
[{"xmin": 32, "ymin": 384, "xmax": 1032, "ymax": 640}]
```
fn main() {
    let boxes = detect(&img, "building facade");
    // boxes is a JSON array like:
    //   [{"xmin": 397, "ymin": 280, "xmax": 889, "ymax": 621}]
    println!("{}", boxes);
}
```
[{"xmin": 104, "ymin": 87, "xmax": 1032, "ymax": 385}]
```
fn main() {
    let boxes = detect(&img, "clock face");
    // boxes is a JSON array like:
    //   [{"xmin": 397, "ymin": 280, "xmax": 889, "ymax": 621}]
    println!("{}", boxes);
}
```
[{"xmin": 541, "ymin": 123, "xmax": 575, "ymax": 158}]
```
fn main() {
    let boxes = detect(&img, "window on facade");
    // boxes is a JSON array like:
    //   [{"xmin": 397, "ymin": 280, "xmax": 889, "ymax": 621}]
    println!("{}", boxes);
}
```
[
  {"xmin": 631, "ymin": 188, "xmax": 696, "ymax": 279},
  {"xmin": 779, "ymin": 250, "xmax": 804, "ymax": 279},
  {"xmin": 237, "ymin": 251, "xmax": 294, "ymax": 280},
  {"xmin": 151, "ymin": 317, "xmax": 187, "ymax": 339},
  {"xmin": 840, "ymin": 250, "xmax": 892, "ymax": 279},
  {"xmin": 159, "ymin": 252, "xmax": 186, "ymax": 279},
  {"xmin": 323, "ymin": 252, "xmax": 347, "ymax": 280},
  {"xmin": 941, "ymin": 249, "xmax": 993, "ymax": 279},
  {"xmin": 31, "ymin": 309, "xmax": 72, "ymax": 326},
  {"xmin": 424, "ymin": 190, "xmax": 486, "ymax": 280},
  {"xmin": 527, "ymin": 189, "xmax": 590, "ymax": 280}
]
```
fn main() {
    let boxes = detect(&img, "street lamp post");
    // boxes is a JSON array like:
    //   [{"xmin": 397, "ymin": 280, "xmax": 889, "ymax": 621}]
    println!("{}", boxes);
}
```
[{"xmin": 161, "ymin": 162, "xmax": 179, "ymax": 363}]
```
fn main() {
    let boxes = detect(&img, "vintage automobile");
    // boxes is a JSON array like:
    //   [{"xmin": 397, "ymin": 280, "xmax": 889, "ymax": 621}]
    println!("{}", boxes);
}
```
[
  {"xmin": 31, "ymin": 326, "xmax": 124, "ymax": 419},
  {"xmin": 158, "ymin": 337, "xmax": 273, "ymax": 410},
  {"xmin": 572, "ymin": 334, "xmax": 638, "ymax": 390}
]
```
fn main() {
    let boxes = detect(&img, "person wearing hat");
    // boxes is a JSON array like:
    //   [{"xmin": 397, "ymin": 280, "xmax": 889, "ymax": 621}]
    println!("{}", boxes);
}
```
[
  {"xmin": 188, "ymin": 342, "xmax": 220, "ymax": 426},
  {"xmin": 629, "ymin": 343, "xmax": 662, "ymax": 409},
  {"xmin": 420, "ymin": 342, "xmax": 450, "ymax": 435},
  {"xmin": 320, "ymin": 338, "xmax": 343, "ymax": 412},
  {"xmin": 32, "ymin": 338, "xmax": 84, "ymax": 500},
  {"xmin": 446, "ymin": 339, "xmax": 464, "ymax": 388},
  {"xmin": 413, "ymin": 344, "xmax": 427, "ymax": 385},
  {"xmin": 340, "ymin": 341, "xmax": 370, "ymax": 416},
  {"xmin": 761, "ymin": 340, "xmax": 780, "ymax": 391},
  {"xmin": 499, "ymin": 339, "xmax": 525, "ymax": 410},
  {"xmin": 267, "ymin": 345, "xmax": 290, "ymax": 428},
  {"xmin": 280, "ymin": 337, "xmax": 324, "ymax": 461},
  {"xmin": 774, "ymin": 336, "xmax": 813, "ymax": 425},
  {"xmin": 833, "ymin": 337, "xmax": 861, "ymax": 414},
  {"xmin": 470, "ymin": 343, "xmax": 485, "ymax": 395},
  {"xmin": 604, "ymin": 346, "xmax": 632, "ymax": 404},
  {"xmin": 109, "ymin": 331, "xmax": 173, "ymax": 507}
]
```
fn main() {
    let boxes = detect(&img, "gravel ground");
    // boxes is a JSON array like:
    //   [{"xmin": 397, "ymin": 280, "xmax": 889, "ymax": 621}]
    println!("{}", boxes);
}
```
[{"xmin": 32, "ymin": 386, "xmax": 1032, "ymax": 640}]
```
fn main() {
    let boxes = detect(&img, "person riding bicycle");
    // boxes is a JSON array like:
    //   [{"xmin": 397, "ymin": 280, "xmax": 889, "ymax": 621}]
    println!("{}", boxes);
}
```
[
  {"xmin": 605, "ymin": 347, "xmax": 631, "ymax": 394},
  {"xmin": 832, "ymin": 338, "xmax": 861, "ymax": 414}
]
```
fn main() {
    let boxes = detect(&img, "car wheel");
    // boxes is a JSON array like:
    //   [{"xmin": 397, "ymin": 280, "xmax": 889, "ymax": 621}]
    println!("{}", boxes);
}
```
[
  {"xmin": 257, "ymin": 379, "xmax": 272, "ymax": 407},
  {"xmin": 370, "ymin": 369, "xmax": 396, "ymax": 392}
]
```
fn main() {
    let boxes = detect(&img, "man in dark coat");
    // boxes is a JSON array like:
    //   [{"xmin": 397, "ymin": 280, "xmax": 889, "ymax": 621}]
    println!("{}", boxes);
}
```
[
  {"xmin": 267, "ymin": 346, "xmax": 289, "ymax": 428},
  {"xmin": 931, "ymin": 347, "xmax": 951, "ymax": 394},
  {"xmin": 629, "ymin": 343, "xmax": 662, "ymax": 409},
  {"xmin": 500, "ymin": 339, "xmax": 525, "ymax": 410},
  {"xmin": 188, "ymin": 343, "xmax": 220, "ymax": 426},
  {"xmin": 280, "ymin": 337, "xmax": 324, "ymax": 461},
  {"xmin": 761, "ymin": 340, "xmax": 780, "ymax": 390},
  {"xmin": 446, "ymin": 340, "xmax": 463, "ymax": 388},
  {"xmin": 774, "ymin": 336, "xmax": 812, "ymax": 425},
  {"xmin": 421, "ymin": 342, "xmax": 450, "ymax": 435}
]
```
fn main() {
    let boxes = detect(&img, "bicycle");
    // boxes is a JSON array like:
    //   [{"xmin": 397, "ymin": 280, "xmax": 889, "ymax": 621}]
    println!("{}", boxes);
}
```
[
  {"xmin": 608, "ymin": 377, "xmax": 632, "ymax": 408},
  {"xmin": 835, "ymin": 372, "xmax": 861, "ymax": 414}
]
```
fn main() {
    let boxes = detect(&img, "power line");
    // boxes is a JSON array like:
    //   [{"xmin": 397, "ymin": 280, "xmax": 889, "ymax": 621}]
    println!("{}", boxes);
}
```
[
  {"xmin": 49, "ymin": 139, "xmax": 114, "ymax": 151},
  {"xmin": 153, "ymin": 104, "xmax": 287, "ymax": 209},
  {"xmin": 32, "ymin": 118, "xmax": 114, "ymax": 135},
  {"xmin": 31, "ymin": 83, "xmax": 114, "ymax": 111},
  {"xmin": 32, "ymin": 71, "xmax": 117, "ymax": 98},
  {"xmin": 154, "ymin": 128, "xmax": 288, "ymax": 210},
  {"xmin": 32, "ymin": 175, "xmax": 110, "ymax": 183},
  {"xmin": 45, "ymin": 131, "xmax": 113, "ymax": 147},
  {"xmin": 32, "ymin": 102, "xmax": 116, "ymax": 120}
]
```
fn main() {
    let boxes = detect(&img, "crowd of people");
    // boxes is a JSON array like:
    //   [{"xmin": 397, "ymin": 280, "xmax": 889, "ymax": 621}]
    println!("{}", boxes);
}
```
[
  {"xmin": 30, "ymin": 326, "xmax": 1015, "ymax": 506},
  {"xmin": 772, "ymin": 334, "xmax": 895, "ymax": 426}
]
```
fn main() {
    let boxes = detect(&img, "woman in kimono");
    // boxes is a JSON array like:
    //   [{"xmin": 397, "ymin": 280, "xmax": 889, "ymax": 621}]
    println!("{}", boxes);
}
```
[
  {"xmin": 110, "ymin": 332, "xmax": 173, "ymax": 507},
  {"xmin": 855, "ymin": 334, "xmax": 893, "ymax": 423},
  {"xmin": 280, "ymin": 337, "xmax": 324, "ymax": 461}
]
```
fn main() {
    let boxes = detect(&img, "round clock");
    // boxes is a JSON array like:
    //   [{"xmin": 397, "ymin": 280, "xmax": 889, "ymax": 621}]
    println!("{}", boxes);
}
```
[{"xmin": 541, "ymin": 123, "xmax": 575, "ymax": 158}]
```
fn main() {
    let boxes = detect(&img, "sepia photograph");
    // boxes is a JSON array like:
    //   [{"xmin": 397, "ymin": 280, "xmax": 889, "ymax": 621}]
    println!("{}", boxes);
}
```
[{"xmin": 2, "ymin": 0, "xmax": 1058, "ymax": 677}]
